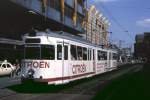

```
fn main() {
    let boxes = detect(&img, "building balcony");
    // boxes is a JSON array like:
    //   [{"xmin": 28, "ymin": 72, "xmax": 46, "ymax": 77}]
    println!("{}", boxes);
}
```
[
  {"xmin": 7, "ymin": 0, "xmax": 84, "ymax": 34},
  {"xmin": 11, "ymin": 0, "xmax": 61, "ymax": 22},
  {"xmin": 11, "ymin": 0, "xmax": 41, "ymax": 13}
]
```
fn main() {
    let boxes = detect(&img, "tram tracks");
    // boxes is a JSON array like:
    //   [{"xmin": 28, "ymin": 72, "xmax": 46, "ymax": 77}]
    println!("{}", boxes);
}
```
[
  {"xmin": 60, "ymin": 64, "xmax": 143, "ymax": 95},
  {"xmin": 0, "ymin": 64, "xmax": 143, "ymax": 100}
]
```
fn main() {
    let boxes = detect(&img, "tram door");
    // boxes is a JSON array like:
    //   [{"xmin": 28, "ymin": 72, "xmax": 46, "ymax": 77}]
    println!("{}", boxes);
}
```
[
  {"xmin": 93, "ymin": 49, "xmax": 96, "ymax": 73},
  {"xmin": 57, "ymin": 42, "xmax": 69, "ymax": 83},
  {"xmin": 108, "ymin": 52, "xmax": 112, "ymax": 70}
]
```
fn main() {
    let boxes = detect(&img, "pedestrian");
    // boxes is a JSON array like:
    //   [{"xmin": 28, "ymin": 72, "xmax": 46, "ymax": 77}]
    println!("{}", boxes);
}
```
[
  {"xmin": 15, "ymin": 63, "xmax": 20, "ymax": 76},
  {"xmin": 10, "ymin": 64, "xmax": 16, "ymax": 78},
  {"xmin": 10, "ymin": 59, "xmax": 20, "ymax": 77},
  {"xmin": 14, "ymin": 59, "xmax": 20, "ymax": 76}
]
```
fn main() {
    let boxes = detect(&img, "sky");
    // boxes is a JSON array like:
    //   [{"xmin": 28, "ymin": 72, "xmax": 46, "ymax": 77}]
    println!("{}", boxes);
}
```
[{"xmin": 88, "ymin": 0, "xmax": 150, "ymax": 48}]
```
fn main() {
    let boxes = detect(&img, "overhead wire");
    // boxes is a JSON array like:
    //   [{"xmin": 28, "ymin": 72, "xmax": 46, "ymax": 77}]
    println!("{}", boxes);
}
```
[
  {"xmin": 98, "ymin": 2, "xmax": 135, "ymax": 41},
  {"xmin": 106, "ymin": 5, "xmax": 150, "ymax": 10}
]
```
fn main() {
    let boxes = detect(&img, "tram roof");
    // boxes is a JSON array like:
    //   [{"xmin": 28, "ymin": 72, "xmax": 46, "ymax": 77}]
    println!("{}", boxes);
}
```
[{"xmin": 25, "ymin": 30, "xmax": 117, "ymax": 52}]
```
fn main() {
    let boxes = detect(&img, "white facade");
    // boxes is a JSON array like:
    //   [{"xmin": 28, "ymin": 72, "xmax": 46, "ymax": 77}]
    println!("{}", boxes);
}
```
[{"xmin": 86, "ymin": 5, "xmax": 110, "ymax": 46}]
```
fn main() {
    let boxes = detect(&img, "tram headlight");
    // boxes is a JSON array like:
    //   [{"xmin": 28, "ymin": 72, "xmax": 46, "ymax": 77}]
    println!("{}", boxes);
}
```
[
  {"xmin": 28, "ymin": 71, "xmax": 32, "ymax": 75},
  {"xmin": 27, "ymin": 69, "xmax": 35, "ymax": 78},
  {"xmin": 40, "ymin": 76, "xmax": 43, "ymax": 79},
  {"xmin": 21, "ymin": 74, "xmax": 25, "ymax": 78}
]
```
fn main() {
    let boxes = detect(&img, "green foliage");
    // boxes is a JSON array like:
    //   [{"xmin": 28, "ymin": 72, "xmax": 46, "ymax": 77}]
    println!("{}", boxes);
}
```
[{"xmin": 93, "ymin": 66, "xmax": 150, "ymax": 100}]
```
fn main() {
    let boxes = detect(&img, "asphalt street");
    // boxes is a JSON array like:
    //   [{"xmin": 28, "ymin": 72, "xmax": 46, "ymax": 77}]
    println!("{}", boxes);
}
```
[
  {"xmin": 0, "ymin": 64, "xmax": 143, "ymax": 100},
  {"xmin": 0, "ymin": 77, "xmax": 21, "ymax": 89}
]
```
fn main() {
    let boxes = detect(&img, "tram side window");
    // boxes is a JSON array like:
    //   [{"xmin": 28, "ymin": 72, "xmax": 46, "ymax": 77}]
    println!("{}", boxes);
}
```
[
  {"xmin": 90, "ymin": 49, "xmax": 92, "ymax": 60},
  {"xmin": 57, "ymin": 45, "xmax": 62, "ymax": 60},
  {"xmin": 93, "ymin": 49, "xmax": 95, "ymax": 60},
  {"xmin": 113, "ymin": 53, "xmax": 118, "ymax": 60},
  {"xmin": 103, "ymin": 51, "xmax": 107, "ymax": 60},
  {"xmin": 109, "ymin": 53, "xmax": 112, "ymax": 60},
  {"xmin": 98, "ymin": 50, "xmax": 101, "ymax": 60},
  {"xmin": 83, "ymin": 47, "xmax": 87, "ymax": 60},
  {"xmin": 41, "ymin": 45, "xmax": 55, "ymax": 60},
  {"xmin": 77, "ymin": 46, "xmax": 83, "ymax": 60},
  {"xmin": 71, "ymin": 45, "xmax": 77, "ymax": 60},
  {"xmin": 97, "ymin": 50, "xmax": 107, "ymax": 60},
  {"xmin": 88, "ymin": 49, "xmax": 92, "ymax": 60},
  {"xmin": 64, "ymin": 46, "xmax": 68, "ymax": 60}
]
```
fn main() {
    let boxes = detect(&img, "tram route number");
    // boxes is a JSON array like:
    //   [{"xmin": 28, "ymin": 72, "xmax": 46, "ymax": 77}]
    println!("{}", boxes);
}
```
[
  {"xmin": 72, "ymin": 64, "xmax": 86, "ymax": 74},
  {"xmin": 23, "ymin": 61, "xmax": 50, "ymax": 68}
]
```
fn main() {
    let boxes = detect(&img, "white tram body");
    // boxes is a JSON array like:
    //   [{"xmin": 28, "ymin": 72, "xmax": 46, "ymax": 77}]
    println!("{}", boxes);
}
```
[{"xmin": 21, "ymin": 31, "xmax": 117, "ymax": 85}]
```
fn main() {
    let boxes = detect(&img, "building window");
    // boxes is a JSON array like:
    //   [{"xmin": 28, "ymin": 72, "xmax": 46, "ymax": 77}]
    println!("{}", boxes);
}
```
[
  {"xmin": 77, "ymin": 14, "xmax": 83, "ymax": 25},
  {"xmin": 65, "ymin": 6, "xmax": 73, "ymax": 18},
  {"xmin": 49, "ymin": 0, "xmax": 61, "ymax": 11},
  {"xmin": 77, "ymin": 0, "xmax": 84, "ymax": 6},
  {"xmin": 102, "ymin": 26, "xmax": 105, "ymax": 30}
]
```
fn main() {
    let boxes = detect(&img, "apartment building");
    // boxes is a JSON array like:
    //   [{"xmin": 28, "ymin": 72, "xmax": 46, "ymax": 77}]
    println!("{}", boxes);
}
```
[
  {"xmin": 134, "ymin": 33, "xmax": 150, "ymax": 62},
  {"xmin": 0, "ymin": 0, "xmax": 87, "ymax": 61},
  {"xmin": 85, "ymin": 5, "xmax": 110, "ymax": 46}
]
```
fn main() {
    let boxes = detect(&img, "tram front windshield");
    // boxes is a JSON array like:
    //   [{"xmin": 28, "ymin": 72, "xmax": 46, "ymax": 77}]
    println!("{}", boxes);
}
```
[
  {"xmin": 25, "ymin": 46, "xmax": 40, "ymax": 59},
  {"xmin": 25, "ymin": 45, "xmax": 55, "ymax": 60}
]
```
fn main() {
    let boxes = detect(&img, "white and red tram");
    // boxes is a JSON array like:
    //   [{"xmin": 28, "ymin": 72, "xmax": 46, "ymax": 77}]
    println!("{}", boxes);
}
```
[{"xmin": 21, "ymin": 31, "xmax": 118, "ymax": 85}]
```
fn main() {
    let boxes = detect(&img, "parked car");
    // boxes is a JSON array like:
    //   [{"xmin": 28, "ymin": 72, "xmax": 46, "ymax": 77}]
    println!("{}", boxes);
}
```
[{"xmin": 0, "ymin": 60, "xmax": 16, "ymax": 76}]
